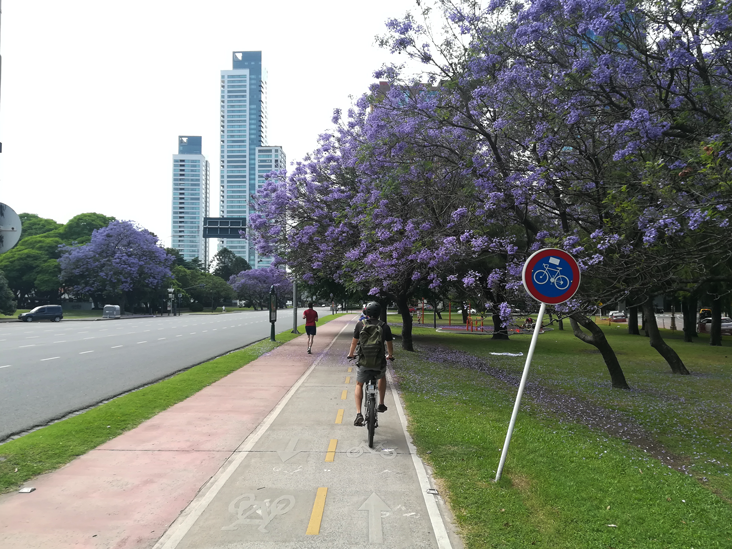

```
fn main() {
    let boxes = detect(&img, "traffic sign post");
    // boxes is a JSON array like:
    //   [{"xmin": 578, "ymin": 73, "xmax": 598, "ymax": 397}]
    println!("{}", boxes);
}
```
[{"xmin": 495, "ymin": 249, "xmax": 580, "ymax": 482}]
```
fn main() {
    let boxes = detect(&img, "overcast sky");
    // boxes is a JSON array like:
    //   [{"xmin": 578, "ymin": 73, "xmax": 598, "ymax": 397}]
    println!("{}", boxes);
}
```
[{"xmin": 0, "ymin": 0, "xmax": 419, "ymax": 256}]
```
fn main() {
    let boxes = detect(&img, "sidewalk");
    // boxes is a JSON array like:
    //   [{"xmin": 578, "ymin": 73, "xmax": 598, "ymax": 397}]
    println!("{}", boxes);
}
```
[{"xmin": 0, "ymin": 315, "xmax": 461, "ymax": 548}]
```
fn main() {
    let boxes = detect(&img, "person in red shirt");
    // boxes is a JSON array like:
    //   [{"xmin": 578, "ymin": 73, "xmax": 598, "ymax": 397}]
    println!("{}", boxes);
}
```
[{"xmin": 302, "ymin": 302, "xmax": 319, "ymax": 354}]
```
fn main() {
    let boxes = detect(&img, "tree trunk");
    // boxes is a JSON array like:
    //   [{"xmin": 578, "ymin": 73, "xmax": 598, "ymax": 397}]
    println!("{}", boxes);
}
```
[
  {"xmin": 491, "ymin": 313, "xmax": 509, "ymax": 340},
  {"xmin": 642, "ymin": 309, "xmax": 649, "ymax": 337},
  {"xmin": 461, "ymin": 308, "xmax": 468, "ymax": 324},
  {"xmin": 569, "ymin": 313, "xmax": 630, "ymax": 389},
  {"xmin": 628, "ymin": 306, "xmax": 640, "ymax": 335},
  {"xmin": 642, "ymin": 301, "xmax": 690, "ymax": 374},
  {"xmin": 682, "ymin": 297, "xmax": 696, "ymax": 342},
  {"xmin": 557, "ymin": 318, "xmax": 564, "ymax": 330},
  {"xmin": 396, "ymin": 295, "xmax": 414, "ymax": 351},
  {"xmin": 710, "ymin": 296, "xmax": 723, "ymax": 346}
]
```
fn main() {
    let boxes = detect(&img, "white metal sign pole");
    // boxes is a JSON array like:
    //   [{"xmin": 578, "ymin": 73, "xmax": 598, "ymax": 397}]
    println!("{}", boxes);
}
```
[{"xmin": 495, "ymin": 301, "xmax": 546, "ymax": 482}]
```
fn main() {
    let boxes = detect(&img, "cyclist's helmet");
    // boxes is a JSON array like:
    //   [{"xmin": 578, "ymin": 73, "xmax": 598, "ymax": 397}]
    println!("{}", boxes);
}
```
[{"xmin": 364, "ymin": 301, "xmax": 381, "ymax": 318}]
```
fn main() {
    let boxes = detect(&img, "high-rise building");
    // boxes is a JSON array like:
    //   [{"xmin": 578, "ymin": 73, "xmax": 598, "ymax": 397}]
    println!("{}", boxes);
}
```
[
  {"xmin": 219, "ymin": 51, "xmax": 284, "ymax": 267},
  {"xmin": 171, "ymin": 136, "xmax": 210, "ymax": 263}
]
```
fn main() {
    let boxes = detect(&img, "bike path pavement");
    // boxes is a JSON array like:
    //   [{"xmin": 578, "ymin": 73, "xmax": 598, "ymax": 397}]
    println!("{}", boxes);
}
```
[{"xmin": 0, "ymin": 315, "xmax": 462, "ymax": 549}]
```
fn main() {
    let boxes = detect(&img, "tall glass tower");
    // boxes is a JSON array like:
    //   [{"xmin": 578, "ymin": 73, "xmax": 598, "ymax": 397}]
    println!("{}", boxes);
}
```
[{"xmin": 171, "ymin": 136, "xmax": 210, "ymax": 262}]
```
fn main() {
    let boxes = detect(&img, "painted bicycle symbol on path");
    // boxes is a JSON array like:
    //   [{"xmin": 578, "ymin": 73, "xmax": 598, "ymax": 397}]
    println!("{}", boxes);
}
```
[
  {"xmin": 347, "ymin": 441, "xmax": 397, "ymax": 460},
  {"xmin": 532, "ymin": 257, "xmax": 570, "ymax": 290},
  {"xmin": 222, "ymin": 493, "xmax": 295, "ymax": 533}
]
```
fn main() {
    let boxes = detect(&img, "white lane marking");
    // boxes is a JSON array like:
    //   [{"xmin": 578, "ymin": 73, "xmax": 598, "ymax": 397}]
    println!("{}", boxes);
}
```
[
  {"xmin": 111, "ymin": 345, "xmax": 123, "ymax": 349},
  {"xmin": 176, "ymin": 335, "xmax": 182, "ymax": 337},
  {"xmin": 203, "ymin": 330, "xmax": 208, "ymax": 333},
  {"xmin": 41, "ymin": 357, "xmax": 60, "ymax": 361},
  {"xmin": 54, "ymin": 341, "xmax": 66, "ymax": 343},
  {"xmin": 19, "ymin": 345, "xmax": 36, "ymax": 348},
  {"xmin": 25, "ymin": 336, "xmax": 39, "ymax": 339},
  {"xmin": 84, "ymin": 337, "xmax": 95, "ymax": 340},
  {"xmin": 158, "ymin": 337, "xmax": 166, "ymax": 340},
  {"xmin": 189, "ymin": 332, "xmax": 196, "ymax": 335},
  {"xmin": 79, "ymin": 351, "xmax": 94, "ymax": 355},
  {"xmin": 152, "ymin": 320, "xmax": 352, "ymax": 549},
  {"xmin": 79, "ymin": 331, "xmax": 88, "ymax": 334},
  {"xmin": 137, "ymin": 341, "xmax": 147, "ymax": 344},
  {"xmin": 387, "ymin": 368, "xmax": 454, "ymax": 548},
  {"xmin": 212, "ymin": 329, "xmax": 217, "ymax": 331},
  {"xmin": 0, "ymin": 365, "xmax": 11, "ymax": 369}
]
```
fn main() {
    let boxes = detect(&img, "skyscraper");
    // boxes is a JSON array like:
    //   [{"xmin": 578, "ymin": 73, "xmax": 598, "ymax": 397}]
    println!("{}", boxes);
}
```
[
  {"xmin": 171, "ymin": 136, "xmax": 210, "ymax": 262},
  {"xmin": 219, "ymin": 51, "xmax": 284, "ymax": 267}
]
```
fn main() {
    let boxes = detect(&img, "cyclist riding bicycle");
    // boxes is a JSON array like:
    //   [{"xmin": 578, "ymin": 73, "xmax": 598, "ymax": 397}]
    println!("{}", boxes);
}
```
[{"xmin": 347, "ymin": 301, "xmax": 394, "ymax": 426}]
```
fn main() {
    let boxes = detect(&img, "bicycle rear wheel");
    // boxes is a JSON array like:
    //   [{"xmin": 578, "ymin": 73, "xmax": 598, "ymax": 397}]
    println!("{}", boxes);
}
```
[{"xmin": 366, "ymin": 394, "xmax": 376, "ymax": 448}]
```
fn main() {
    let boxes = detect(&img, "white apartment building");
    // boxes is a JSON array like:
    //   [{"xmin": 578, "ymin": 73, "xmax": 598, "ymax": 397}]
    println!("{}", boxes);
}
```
[{"xmin": 171, "ymin": 136, "xmax": 210, "ymax": 262}]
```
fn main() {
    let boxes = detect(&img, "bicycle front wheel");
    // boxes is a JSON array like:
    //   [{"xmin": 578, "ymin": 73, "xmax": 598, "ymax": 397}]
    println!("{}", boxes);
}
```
[
  {"xmin": 533, "ymin": 270, "xmax": 549, "ymax": 285},
  {"xmin": 366, "ymin": 396, "xmax": 376, "ymax": 448}
]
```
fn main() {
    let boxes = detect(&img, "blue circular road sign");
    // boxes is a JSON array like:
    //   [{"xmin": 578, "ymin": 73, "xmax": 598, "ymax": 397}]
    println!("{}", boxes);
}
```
[{"xmin": 522, "ymin": 248, "xmax": 581, "ymax": 304}]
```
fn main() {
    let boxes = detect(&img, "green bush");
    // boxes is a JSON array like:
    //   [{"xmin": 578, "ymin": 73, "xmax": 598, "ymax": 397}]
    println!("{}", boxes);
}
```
[{"xmin": 189, "ymin": 302, "xmax": 203, "ymax": 312}]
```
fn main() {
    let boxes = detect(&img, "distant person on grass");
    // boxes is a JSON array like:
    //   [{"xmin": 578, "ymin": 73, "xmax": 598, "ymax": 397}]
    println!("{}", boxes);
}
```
[
  {"xmin": 347, "ymin": 301, "xmax": 394, "ymax": 426},
  {"xmin": 303, "ymin": 302, "xmax": 318, "ymax": 354}
]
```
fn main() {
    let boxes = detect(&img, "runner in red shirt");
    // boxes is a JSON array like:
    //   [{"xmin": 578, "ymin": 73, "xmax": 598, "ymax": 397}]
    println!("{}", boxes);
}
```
[{"xmin": 302, "ymin": 302, "xmax": 319, "ymax": 354}]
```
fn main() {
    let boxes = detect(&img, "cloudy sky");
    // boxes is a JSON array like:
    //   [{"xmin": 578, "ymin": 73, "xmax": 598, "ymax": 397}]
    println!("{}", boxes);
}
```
[{"xmin": 0, "ymin": 0, "xmax": 419, "ymax": 255}]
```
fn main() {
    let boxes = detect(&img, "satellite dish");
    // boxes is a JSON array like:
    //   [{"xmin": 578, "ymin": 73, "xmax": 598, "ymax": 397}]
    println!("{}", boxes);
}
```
[{"xmin": 0, "ymin": 203, "xmax": 22, "ymax": 254}]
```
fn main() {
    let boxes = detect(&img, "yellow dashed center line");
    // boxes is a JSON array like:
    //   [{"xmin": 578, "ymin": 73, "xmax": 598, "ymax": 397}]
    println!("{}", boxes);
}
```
[
  {"xmin": 306, "ymin": 487, "xmax": 328, "ymax": 535},
  {"xmin": 335, "ymin": 409, "xmax": 344, "ymax": 424},
  {"xmin": 345, "ymin": 376, "xmax": 351, "ymax": 384},
  {"xmin": 347, "ymin": 366, "xmax": 352, "ymax": 373},
  {"xmin": 341, "ymin": 389, "xmax": 347, "ymax": 400},
  {"xmin": 325, "ymin": 439, "xmax": 337, "ymax": 462}
]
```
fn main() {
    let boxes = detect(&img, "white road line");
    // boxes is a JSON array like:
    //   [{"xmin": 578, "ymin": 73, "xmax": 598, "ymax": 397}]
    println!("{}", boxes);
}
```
[
  {"xmin": 111, "ymin": 345, "xmax": 123, "ymax": 349},
  {"xmin": 152, "ymin": 320, "xmax": 352, "ymax": 549},
  {"xmin": 0, "ymin": 365, "xmax": 11, "ymax": 369},
  {"xmin": 25, "ymin": 336, "xmax": 39, "ymax": 339},
  {"xmin": 176, "ymin": 335, "xmax": 182, "ymax": 337},
  {"xmin": 387, "ymin": 368, "xmax": 454, "ymax": 548},
  {"xmin": 41, "ymin": 357, "xmax": 60, "ymax": 361},
  {"xmin": 158, "ymin": 337, "xmax": 166, "ymax": 340},
  {"xmin": 189, "ymin": 332, "xmax": 196, "ymax": 335},
  {"xmin": 203, "ymin": 330, "xmax": 208, "ymax": 333},
  {"xmin": 137, "ymin": 341, "xmax": 147, "ymax": 344},
  {"xmin": 19, "ymin": 344, "xmax": 36, "ymax": 348},
  {"xmin": 54, "ymin": 341, "xmax": 66, "ymax": 343},
  {"xmin": 84, "ymin": 337, "xmax": 95, "ymax": 340},
  {"xmin": 79, "ymin": 351, "xmax": 94, "ymax": 355}
]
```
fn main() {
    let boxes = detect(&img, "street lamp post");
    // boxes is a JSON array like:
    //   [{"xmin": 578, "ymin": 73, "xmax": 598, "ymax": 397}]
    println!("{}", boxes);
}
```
[
  {"xmin": 291, "ymin": 280, "xmax": 299, "ymax": 334},
  {"xmin": 269, "ymin": 285, "xmax": 277, "ymax": 341}
]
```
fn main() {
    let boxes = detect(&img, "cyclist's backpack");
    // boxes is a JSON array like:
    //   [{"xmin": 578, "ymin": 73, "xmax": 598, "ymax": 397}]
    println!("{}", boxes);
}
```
[{"xmin": 358, "ymin": 321, "xmax": 385, "ymax": 370}]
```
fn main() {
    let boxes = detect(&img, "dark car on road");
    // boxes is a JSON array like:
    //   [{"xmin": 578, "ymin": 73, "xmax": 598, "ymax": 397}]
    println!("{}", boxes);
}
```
[{"xmin": 18, "ymin": 305, "xmax": 64, "ymax": 322}]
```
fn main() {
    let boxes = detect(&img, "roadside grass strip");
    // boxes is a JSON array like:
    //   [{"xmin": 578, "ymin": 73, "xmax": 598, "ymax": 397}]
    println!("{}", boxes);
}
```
[
  {"xmin": 393, "ymin": 325, "xmax": 732, "ymax": 548},
  {"xmin": 0, "ymin": 314, "xmax": 345, "ymax": 494}
]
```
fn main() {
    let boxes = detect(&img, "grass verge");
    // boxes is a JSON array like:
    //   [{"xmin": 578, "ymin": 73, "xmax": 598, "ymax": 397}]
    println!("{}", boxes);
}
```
[
  {"xmin": 0, "ymin": 314, "xmax": 344, "ymax": 494},
  {"xmin": 393, "ymin": 324, "xmax": 732, "ymax": 548}
]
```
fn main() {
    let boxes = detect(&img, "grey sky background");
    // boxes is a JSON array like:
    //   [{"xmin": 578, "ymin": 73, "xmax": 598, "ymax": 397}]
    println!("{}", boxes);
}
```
[{"xmin": 0, "ymin": 0, "xmax": 418, "ymax": 256}]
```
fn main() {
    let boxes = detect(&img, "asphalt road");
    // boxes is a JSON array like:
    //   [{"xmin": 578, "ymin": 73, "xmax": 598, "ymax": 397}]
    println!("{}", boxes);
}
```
[{"xmin": 0, "ymin": 308, "xmax": 330, "ymax": 441}]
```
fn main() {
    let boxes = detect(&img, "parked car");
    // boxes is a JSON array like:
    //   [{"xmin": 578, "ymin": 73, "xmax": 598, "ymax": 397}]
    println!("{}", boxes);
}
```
[
  {"xmin": 609, "ymin": 311, "xmax": 627, "ymax": 322},
  {"xmin": 654, "ymin": 306, "xmax": 664, "ymax": 314},
  {"xmin": 698, "ymin": 317, "xmax": 732, "ymax": 335},
  {"xmin": 699, "ymin": 308, "xmax": 712, "ymax": 320},
  {"xmin": 18, "ymin": 305, "xmax": 64, "ymax": 322}
]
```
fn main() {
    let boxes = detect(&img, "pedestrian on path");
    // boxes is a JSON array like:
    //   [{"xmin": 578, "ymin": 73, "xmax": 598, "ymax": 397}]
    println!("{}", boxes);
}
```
[
  {"xmin": 303, "ymin": 302, "xmax": 318, "ymax": 354},
  {"xmin": 347, "ymin": 301, "xmax": 394, "ymax": 426}
]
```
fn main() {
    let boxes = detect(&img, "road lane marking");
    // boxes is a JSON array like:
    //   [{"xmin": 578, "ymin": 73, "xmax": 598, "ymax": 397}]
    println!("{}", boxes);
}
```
[
  {"xmin": 19, "ymin": 345, "xmax": 36, "ymax": 348},
  {"xmin": 41, "ymin": 357, "xmax": 60, "ymax": 361},
  {"xmin": 306, "ymin": 487, "xmax": 328, "ymax": 535},
  {"xmin": 325, "ymin": 439, "xmax": 337, "ymax": 462},
  {"xmin": 158, "ymin": 337, "xmax": 166, "ymax": 340},
  {"xmin": 341, "ymin": 389, "xmax": 347, "ymax": 400},
  {"xmin": 111, "ymin": 345, "xmax": 123, "ymax": 349},
  {"xmin": 79, "ymin": 351, "xmax": 94, "ymax": 354},
  {"xmin": 176, "ymin": 335, "xmax": 182, "ymax": 337},
  {"xmin": 54, "ymin": 341, "xmax": 66, "ymax": 343},
  {"xmin": 190, "ymin": 332, "xmax": 196, "ymax": 335},
  {"xmin": 84, "ymin": 337, "xmax": 95, "ymax": 340},
  {"xmin": 137, "ymin": 341, "xmax": 147, "ymax": 344},
  {"xmin": 345, "ymin": 376, "xmax": 350, "ymax": 384},
  {"xmin": 348, "ymin": 366, "xmax": 352, "ymax": 373},
  {"xmin": 335, "ymin": 409, "xmax": 344, "ymax": 424},
  {"xmin": 0, "ymin": 365, "xmax": 11, "ymax": 369},
  {"xmin": 25, "ymin": 336, "xmax": 39, "ymax": 339}
]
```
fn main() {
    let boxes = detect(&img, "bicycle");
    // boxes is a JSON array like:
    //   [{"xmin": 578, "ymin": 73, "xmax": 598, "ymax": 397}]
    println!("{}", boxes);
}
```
[
  {"xmin": 348, "ymin": 356, "xmax": 394, "ymax": 448},
  {"xmin": 533, "ymin": 261, "xmax": 570, "ymax": 290}
]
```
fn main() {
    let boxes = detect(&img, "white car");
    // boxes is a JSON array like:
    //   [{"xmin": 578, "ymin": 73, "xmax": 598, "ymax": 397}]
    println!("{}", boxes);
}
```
[{"xmin": 699, "ymin": 317, "xmax": 732, "ymax": 335}]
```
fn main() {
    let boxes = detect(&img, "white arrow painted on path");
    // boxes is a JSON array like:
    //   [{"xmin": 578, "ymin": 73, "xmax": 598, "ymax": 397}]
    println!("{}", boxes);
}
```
[
  {"xmin": 277, "ymin": 438, "xmax": 301, "ymax": 463},
  {"xmin": 359, "ymin": 492, "xmax": 390, "ymax": 543}
]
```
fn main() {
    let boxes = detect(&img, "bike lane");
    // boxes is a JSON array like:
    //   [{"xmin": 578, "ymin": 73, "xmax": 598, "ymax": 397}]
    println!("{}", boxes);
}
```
[{"xmin": 154, "ymin": 316, "xmax": 462, "ymax": 549}]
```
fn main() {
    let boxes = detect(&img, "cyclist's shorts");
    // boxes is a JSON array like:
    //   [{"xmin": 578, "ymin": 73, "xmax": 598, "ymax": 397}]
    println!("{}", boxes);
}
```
[{"xmin": 356, "ymin": 367, "xmax": 386, "ymax": 383}]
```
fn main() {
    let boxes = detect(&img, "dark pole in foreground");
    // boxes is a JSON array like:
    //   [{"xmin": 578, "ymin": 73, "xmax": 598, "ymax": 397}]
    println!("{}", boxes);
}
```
[
  {"xmin": 291, "ymin": 280, "xmax": 300, "ymax": 334},
  {"xmin": 269, "ymin": 285, "xmax": 277, "ymax": 341}
]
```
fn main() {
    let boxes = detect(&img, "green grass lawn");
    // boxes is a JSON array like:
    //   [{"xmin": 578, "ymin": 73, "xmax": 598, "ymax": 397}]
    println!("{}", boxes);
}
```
[
  {"xmin": 0, "ymin": 314, "xmax": 345, "ymax": 494},
  {"xmin": 392, "ymin": 323, "xmax": 732, "ymax": 548}
]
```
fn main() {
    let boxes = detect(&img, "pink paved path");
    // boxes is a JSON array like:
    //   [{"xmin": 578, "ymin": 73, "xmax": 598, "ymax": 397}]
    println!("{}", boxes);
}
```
[{"xmin": 0, "ymin": 317, "xmax": 352, "ymax": 549}]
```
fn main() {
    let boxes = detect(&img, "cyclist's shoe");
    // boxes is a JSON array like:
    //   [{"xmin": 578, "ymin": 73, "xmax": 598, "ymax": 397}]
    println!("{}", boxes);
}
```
[
  {"xmin": 354, "ymin": 413, "xmax": 364, "ymax": 426},
  {"xmin": 377, "ymin": 404, "xmax": 388, "ymax": 413}
]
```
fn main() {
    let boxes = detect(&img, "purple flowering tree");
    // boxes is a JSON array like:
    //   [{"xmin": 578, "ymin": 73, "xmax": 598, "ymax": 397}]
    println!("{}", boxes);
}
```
[
  {"xmin": 58, "ymin": 220, "xmax": 175, "ymax": 313},
  {"xmin": 228, "ymin": 267, "xmax": 292, "ymax": 310}
]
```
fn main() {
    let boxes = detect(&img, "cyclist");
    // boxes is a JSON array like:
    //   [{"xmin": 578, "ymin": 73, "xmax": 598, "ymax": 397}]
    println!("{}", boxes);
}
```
[{"xmin": 347, "ymin": 301, "xmax": 394, "ymax": 426}]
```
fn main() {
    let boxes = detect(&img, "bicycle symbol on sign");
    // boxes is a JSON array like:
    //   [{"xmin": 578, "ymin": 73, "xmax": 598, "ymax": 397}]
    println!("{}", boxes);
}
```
[{"xmin": 533, "ymin": 257, "xmax": 570, "ymax": 290}]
